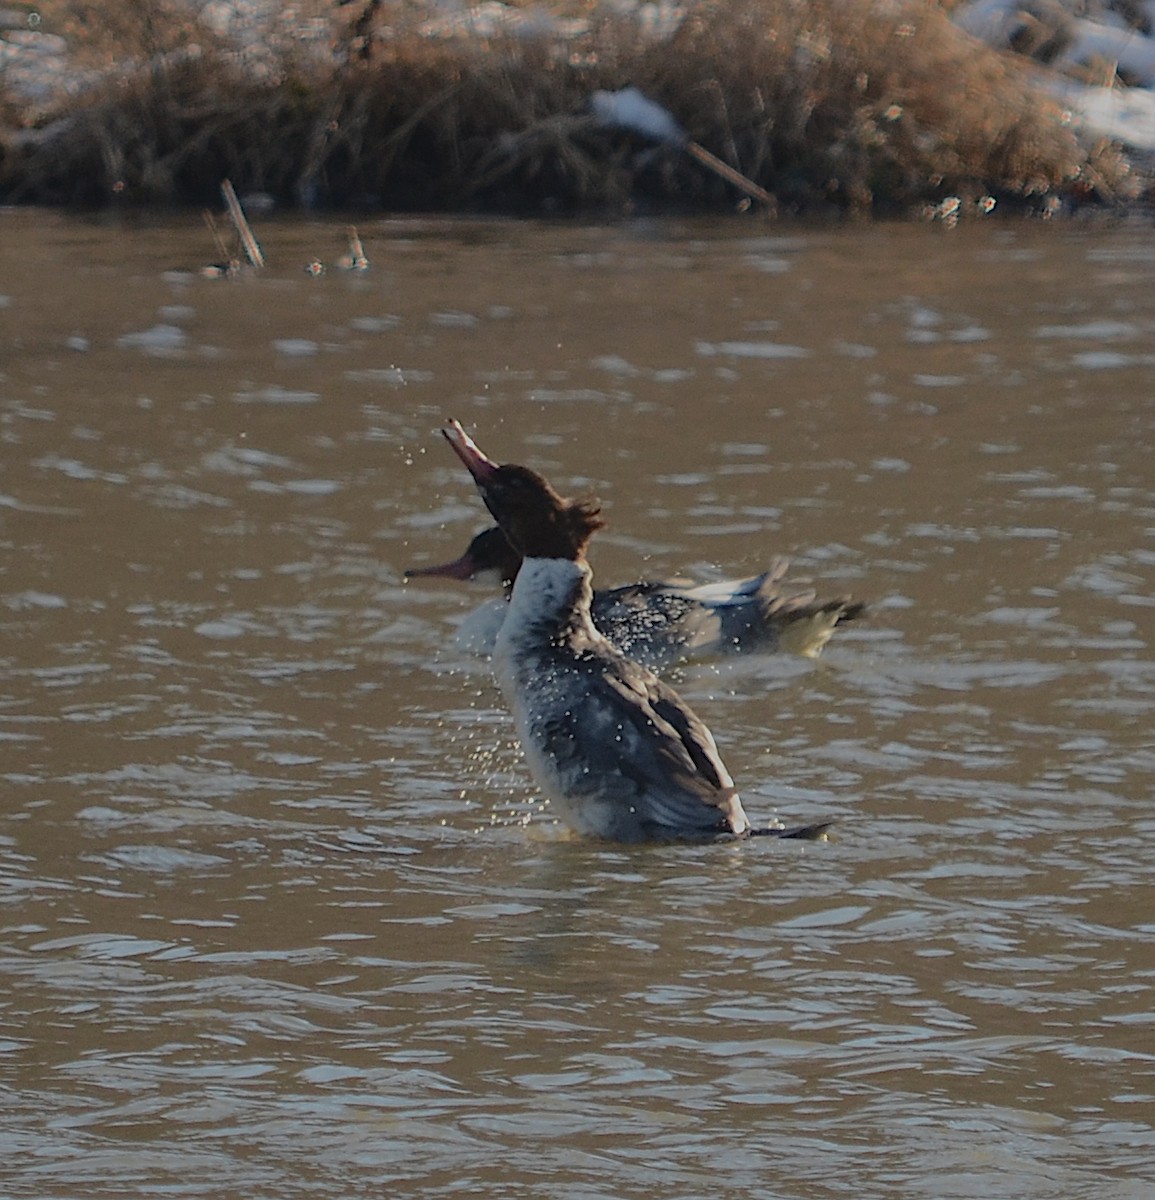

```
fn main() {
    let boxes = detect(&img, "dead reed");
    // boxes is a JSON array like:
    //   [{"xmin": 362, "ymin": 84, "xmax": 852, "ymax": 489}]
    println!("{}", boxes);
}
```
[{"xmin": 0, "ymin": 0, "xmax": 1136, "ymax": 213}]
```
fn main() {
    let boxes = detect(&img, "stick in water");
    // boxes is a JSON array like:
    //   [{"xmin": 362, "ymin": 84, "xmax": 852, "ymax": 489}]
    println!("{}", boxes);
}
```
[
  {"xmin": 201, "ymin": 210, "xmax": 240, "ymax": 275},
  {"xmin": 342, "ymin": 226, "xmax": 369, "ymax": 270},
  {"xmin": 220, "ymin": 180, "xmax": 265, "ymax": 269}
]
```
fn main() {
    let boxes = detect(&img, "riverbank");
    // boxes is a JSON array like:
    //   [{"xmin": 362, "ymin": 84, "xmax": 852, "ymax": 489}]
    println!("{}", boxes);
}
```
[{"xmin": 0, "ymin": 0, "xmax": 1149, "ymax": 216}]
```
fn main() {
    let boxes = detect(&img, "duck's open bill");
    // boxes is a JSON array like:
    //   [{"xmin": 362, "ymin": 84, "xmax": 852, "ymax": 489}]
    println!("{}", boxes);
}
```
[{"xmin": 442, "ymin": 419, "xmax": 500, "ymax": 485}]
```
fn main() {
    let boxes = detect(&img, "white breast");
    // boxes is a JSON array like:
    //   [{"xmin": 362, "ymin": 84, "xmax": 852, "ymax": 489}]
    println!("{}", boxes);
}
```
[
  {"xmin": 502, "ymin": 557, "xmax": 588, "ymax": 628},
  {"xmin": 453, "ymin": 597, "xmax": 507, "ymax": 655},
  {"xmin": 491, "ymin": 557, "xmax": 610, "ymax": 830}
]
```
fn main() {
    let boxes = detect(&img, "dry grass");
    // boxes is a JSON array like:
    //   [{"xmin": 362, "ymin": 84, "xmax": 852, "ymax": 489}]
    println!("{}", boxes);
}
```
[
  {"xmin": 622, "ymin": 0, "xmax": 1132, "ymax": 211},
  {"xmin": 0, "ymin": 0, "xmax": 1138, "ymax": 213}
]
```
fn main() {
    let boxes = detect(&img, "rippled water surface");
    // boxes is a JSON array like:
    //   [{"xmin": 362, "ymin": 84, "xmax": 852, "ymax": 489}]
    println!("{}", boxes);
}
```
[{"xmin": 2, "ymin": 209, "xmax": 1154, "ymax": 1198}]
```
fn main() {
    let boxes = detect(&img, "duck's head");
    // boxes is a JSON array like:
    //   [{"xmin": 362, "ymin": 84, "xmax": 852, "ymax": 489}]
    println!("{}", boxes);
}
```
[
  {"xmin": 442, "ymin": 420, "xmax": 605, "ymax": 561},
  {"xmin": 404, "ymin": 526, "xmax": 522, "ymax": 590}
]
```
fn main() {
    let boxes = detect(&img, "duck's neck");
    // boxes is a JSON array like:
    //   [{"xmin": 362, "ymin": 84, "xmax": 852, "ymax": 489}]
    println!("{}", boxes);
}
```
[
  {"xmin": 502, "ymin": 556, "xmax": 597, "ymax": 640},
  {"xmin": 473, "ymin": 566, "xmax": 516, "ymax": 598}
]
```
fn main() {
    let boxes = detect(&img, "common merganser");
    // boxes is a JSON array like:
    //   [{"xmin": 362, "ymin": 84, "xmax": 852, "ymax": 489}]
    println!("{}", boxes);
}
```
[
  {"xmin": 440, "ymin": 419, "xmax": 830, "ymax": 844},
  {"xmin": 406, "ymin": 525, "xmax": 865, "ymax": 668}
]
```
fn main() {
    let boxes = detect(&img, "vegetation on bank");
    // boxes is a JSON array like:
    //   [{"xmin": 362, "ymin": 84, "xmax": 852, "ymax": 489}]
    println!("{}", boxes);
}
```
[{"xmin": 0, "ymin": 0, "xmax": 1139, "ymax": 215}]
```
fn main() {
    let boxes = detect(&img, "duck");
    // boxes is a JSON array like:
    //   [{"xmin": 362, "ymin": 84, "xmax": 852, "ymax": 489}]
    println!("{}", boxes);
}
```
[
  {"xmin": 439, "ymin": 419, "xmax": 830, "ymax": 844},
  {"xmin": 406, "ymin": 525, "xmax": 865, "ymax": 669}
]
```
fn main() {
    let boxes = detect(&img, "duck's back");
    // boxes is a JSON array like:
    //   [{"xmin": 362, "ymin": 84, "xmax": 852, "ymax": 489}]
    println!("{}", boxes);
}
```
[{"xmin": 493, "ymin": 561, "xmax": 749, "ymax": 842}]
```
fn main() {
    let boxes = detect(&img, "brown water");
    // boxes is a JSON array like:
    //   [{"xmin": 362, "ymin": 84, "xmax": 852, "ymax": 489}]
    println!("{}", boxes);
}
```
[{"xmin": 2, "ymin": 209, "xmax": 1153, "ymax": 1198}]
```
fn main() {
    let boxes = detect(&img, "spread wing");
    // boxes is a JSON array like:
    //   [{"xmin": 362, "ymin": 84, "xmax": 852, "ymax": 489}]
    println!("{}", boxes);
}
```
[
  {"xmin": 591, "ymin": 571, "xmax": 790, "ymax": 664},
  {"xmin": 591, "ymin": 584, "xmax": 720, "ymax": 667},
  {"xmin": 591, "ymin": 560, "xmax": 865, "ymax": 663}
]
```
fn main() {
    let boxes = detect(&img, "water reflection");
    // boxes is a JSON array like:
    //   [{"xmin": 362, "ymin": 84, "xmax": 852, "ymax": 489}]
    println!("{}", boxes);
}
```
[{"xmin": 2, "ymin": 211, "xmax": 1154, "ymax": 1197}]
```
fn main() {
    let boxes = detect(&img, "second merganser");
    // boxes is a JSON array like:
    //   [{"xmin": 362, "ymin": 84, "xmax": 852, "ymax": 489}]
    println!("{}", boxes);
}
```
[
  {"xmin": 439, "ymin": 419, "xmax": 830, "ymax": 844},
  {"xmin": 406, "ymin": 525, "xmax": 865, "ymax": 668}
]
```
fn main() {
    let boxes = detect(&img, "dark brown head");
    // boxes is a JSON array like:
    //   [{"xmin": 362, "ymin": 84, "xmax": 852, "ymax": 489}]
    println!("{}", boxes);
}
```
[
  {"xmin": 404, "ymin": 526, "xmax": 522, "ymax": 590},
  {"xmin": 442, "ymin": 420, "xmax": 605, "ymax": 561}
]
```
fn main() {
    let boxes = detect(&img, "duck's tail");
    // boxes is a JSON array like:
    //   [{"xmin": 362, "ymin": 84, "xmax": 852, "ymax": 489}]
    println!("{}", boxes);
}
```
[
  {"xmin": 754, "ymin": 557, "xmax": 867, "ymax": 659},
  {"xmin": 748, "ymin": 820, "xmax": 834, "ymax": 841}
]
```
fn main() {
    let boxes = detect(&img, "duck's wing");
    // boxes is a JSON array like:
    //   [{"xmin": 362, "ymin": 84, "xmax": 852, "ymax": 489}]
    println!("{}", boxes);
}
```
[
  {"xmin": 590, "ymin": 583, "xmax": 701, "ymax": 667},
  {"xmin": 537, "ymin": 648, "xmax": 748, "ymax": 838},
  {"xmin": 590, "ymin": 558, "xmax": 866, "ymax": 663},
  {"xmin": 759, "ymin": 586, "xmax": 868, "ymax": 659},
  {"xmin": 687, "ymin": 559, "xmax": 867, "ymax": 659},
  {"xmin": 678, "ymin": 558, "xmax": 791, "ymax": 607}
]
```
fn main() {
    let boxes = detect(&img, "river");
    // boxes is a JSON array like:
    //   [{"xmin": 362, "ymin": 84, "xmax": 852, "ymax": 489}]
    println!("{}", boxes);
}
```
[{"xmin": 2, "ymin": 208, "xmax": 1153, "ymax": 1197}]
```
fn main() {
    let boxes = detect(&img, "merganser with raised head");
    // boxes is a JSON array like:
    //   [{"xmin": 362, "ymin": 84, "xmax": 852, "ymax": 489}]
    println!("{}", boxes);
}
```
[
  {"xmin": 406, "ymin": 525, "xmax": 865, "ymax": 668},
  {"xmin": 440, "ymin": 419, "xmax": 829, "ymax": 844}
]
